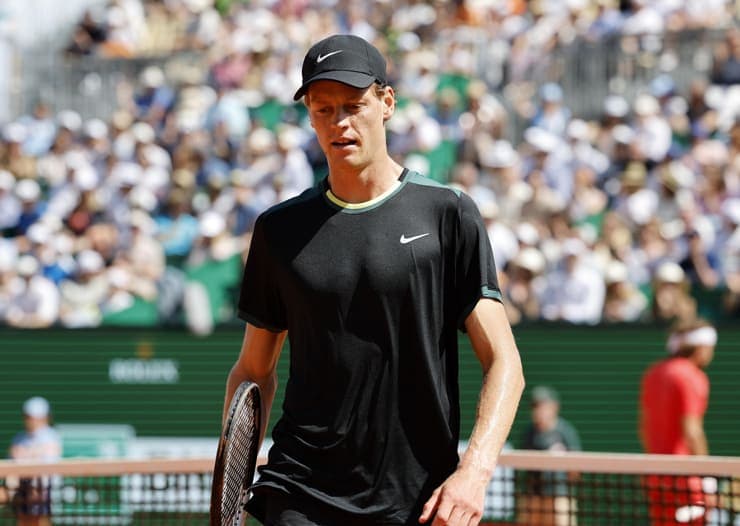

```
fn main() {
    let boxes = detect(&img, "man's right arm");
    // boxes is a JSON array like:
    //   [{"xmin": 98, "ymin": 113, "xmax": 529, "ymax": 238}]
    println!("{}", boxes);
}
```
[
  {"xmin": 224, "ymin": 323, "xmax": 287, "ymax": 447},
  {"xmin": 682, "ymin": 415, "xmax": 708, "ymax": 456}
]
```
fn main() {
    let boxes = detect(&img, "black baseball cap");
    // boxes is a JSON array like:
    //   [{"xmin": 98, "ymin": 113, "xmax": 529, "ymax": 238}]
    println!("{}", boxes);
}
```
[{"xmin": 293, "ymin": 34, "xmax": 387, "ymax": 101}]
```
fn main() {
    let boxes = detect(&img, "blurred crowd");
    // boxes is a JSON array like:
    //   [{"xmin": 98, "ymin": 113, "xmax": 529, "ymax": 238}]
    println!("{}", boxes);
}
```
[{"xmin": 1, "ymin": 0, "xmax": 739, "ymax": 333}]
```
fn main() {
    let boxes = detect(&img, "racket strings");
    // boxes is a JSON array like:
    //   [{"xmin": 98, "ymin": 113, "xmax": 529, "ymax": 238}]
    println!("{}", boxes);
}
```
[{"xmin": 221, "ymin": 388, "xmax": 260, "ymax": 525}]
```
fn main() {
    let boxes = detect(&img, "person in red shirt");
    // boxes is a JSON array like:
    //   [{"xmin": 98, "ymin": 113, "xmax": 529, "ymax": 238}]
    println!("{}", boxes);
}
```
[{"xmin": 639, "ymin": 318, "xmax": 717, "ymax": 526}]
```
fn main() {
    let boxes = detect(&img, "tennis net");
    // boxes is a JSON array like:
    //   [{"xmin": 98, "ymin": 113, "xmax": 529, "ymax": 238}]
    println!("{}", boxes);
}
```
[{"xmin": 0, "ymin": 451, "xmax": 738, "ymax": 525}]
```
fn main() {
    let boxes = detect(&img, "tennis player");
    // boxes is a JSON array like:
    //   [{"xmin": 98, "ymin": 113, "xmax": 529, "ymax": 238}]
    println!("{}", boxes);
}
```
[
  {"xmin": 224, "ymin": 34, "xmax": 524, "ymax": 526},
  {"xmin": 639, "ymin": 318, "xmax": 718, "ymax": 526}
]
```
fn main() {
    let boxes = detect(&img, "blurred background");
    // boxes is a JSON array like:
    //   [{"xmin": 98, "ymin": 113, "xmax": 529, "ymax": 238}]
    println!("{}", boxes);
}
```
[{"xmin": 0, "ymin": 0, "xmax": 738, "ymax": 473}]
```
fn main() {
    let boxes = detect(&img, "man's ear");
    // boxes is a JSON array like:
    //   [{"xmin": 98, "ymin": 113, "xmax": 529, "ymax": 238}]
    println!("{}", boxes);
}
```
[{"xmin": 382, "ymin": 86, "xmax": 396, "ymax": 123}]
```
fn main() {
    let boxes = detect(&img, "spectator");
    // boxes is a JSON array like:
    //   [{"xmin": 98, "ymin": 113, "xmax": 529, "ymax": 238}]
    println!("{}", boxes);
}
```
[
  {"xmin": 13, "ymin": 179, "xmax": 46, "ymax": 237},
  {"xmin": 58, "ymin": 250, "xmax": 110, "ymax": 328},
  {"xmin": 518, "ymin": 385, "xmax": 582, "ymax": 526},
  {"xmin": 541, "ymin": 238, "xmax": 605, "ymax": 324},
  {"xmin": 6, "ymin": 255, "xmax": 59, "ymax": 329},
  {"xmin": 6, "ymin": 396, "xmax": 62, "ymax": 526},
  {"xmin": 531, "ymin": 82, "xmax": 571, "ymax": 137},
  {"xmin": 602, "ymin": 259, "xmax": 648, "ymax": 322},
  {"xmin": 183, "ymin": 210, "xmax": 242, "ymax": 335},
  {"xmin": 503, "ymin": 247, "xmax": 547, "ymax": 325},
  {"xmin": 711, "ymin": 27, "xmax": 740, "ymax": 86},
  {"xmin": 650, "ymin": 261, "xmax": 697, "ymax": 324},
  {"xmin": 0, "ymin": 170, "xmax": 20, "ymax": 234},
  {"xmin": 154, "ymin": 189, "xmax": 200, "ymax": 266},
  {"xmin": 132, "ymin": 66, "xmax": 176, "ymax": 127},
  {"xmin": 0, "ymin": 123, "xmax": 36, "ymax": 180}
]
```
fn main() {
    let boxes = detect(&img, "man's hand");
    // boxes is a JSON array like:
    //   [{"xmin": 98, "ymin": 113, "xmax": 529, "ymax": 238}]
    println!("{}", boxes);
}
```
[{"xmin": 418, "ymin": 465, "xmax": 489, "ymax": 525}]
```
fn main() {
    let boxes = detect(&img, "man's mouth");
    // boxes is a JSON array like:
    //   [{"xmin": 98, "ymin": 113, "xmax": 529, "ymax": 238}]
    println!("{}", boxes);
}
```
[{"xmin": 331, "ymin": 139, "xmax": 357, "ymax": 147}]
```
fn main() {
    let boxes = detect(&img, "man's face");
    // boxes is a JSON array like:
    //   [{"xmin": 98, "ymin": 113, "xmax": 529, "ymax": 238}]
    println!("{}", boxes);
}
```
[
  {"xmin": 24, "ymin": 414, "xmax": 47, "ymax": 433},
  {"xmin": 695, "ymin": 344, "xmax": 715, "ymax": 369},
  {"xmin": 532, "ymin": 400, "xmax": 559, "ymax": 431},
  {"xmin": 305, "ymin": 81, "xmax": 394, "ymax": 172}
]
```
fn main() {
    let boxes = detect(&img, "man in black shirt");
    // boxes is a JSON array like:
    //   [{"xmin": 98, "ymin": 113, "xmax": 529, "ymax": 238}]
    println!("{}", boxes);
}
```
[{"xmin": 223, "ymin": 34, "xmax": 525, "ymax": 526}]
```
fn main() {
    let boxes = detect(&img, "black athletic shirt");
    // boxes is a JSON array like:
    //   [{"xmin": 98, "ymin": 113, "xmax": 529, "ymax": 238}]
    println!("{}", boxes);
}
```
[{"xmin": 238, "ymin": 169, "xmax": 501, "ymax": 524}]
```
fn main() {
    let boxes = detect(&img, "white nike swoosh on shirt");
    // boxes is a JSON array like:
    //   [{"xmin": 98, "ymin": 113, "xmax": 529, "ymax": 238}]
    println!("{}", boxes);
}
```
[
  {"xmin": 400, "ymin": 233, "xmax": 430, "ymax": 244},
  {"xmin": 317, "ymin": 50, "xmax": 343, "ymax": 63}
]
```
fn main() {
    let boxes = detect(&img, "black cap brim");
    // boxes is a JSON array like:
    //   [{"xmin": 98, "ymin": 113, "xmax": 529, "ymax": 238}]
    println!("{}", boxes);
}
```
[{"xmin": 293, "ymin": 71, "xmax": 377, "ymax": 101}]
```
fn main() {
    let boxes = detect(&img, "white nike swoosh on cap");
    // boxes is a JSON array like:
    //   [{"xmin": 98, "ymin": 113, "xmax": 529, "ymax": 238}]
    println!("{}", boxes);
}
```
[
  {"xmin": 400, "ymin": 233, "xmax": 430, "ymax": 244},
  {"xmin": 316, "ymin": 50, "xmax": 343, "ymax": 63}
]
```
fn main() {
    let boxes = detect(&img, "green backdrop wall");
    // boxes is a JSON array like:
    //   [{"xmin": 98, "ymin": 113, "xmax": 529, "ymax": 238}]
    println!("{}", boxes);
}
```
[{"xmin": 0, "ymin": 324, "xmax": 737, "ymax": 458}]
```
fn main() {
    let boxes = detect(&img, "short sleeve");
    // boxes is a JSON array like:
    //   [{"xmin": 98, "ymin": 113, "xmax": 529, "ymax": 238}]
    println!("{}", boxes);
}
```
[
  {"xmin": 237, "ymin": 214, "xmax": 287, "ymax": 332},
  {"xmin": 677, "ymin": 368, "xmax": 709, "ymax": 418},
  {"xmin": 454, "ymin": 192, "xmax": 502, "ymax": 330}
]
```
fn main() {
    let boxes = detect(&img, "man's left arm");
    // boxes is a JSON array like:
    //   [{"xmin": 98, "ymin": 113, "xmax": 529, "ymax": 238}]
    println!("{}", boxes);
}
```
[{"xmin": 420, "ymin": 298, "xmax": 525, "ymax": 525}]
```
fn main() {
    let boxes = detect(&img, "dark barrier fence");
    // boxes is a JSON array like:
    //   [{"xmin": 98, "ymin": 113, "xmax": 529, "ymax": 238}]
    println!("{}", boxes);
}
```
[{"xmin": 0, "ymin": 324, "xmax": 737, "ymax": 458}]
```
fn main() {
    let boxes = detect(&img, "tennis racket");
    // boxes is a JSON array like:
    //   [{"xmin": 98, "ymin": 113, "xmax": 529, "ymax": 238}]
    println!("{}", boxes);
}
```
[{"xmin": 210, "ymin": 380, "xmax": 262, "ymax": 526}]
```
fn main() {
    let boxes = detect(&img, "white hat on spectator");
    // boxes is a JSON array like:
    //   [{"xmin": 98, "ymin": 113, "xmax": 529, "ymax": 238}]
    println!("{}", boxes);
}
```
[
  {"xmin": 704, "ymin": 85, "xmax": 724, "ymax": 110},
  {"xmin": 634, "ymin": 94, "xmax": 660, "ymax": 116},
  {"xmin": 83, "ymin": 118, "xmax": 109, "ymax": 140},
  {"xmin": 129, "ymin": 186, "xmax": 158, "ymax": 212},
  {"xmin": 666, "ymin": 96, "xmax": 688, "ymax": 116},
  {"xmin": 112, "ymin": 162, "xmax": 142, "ymax": 188},
  {"xmin": 0, "ymin": 239, "xmax": 18, "ymax": 273},
  {"xmin": 655, "ymin": 261, "xmax": 685, "ymax": 284},
  {"xmin": 396, "ymin": 31, "xmax": 421, "ymax": 52},
  {"xmin": 605, "ymin": 260, "xmax": 629, "ymax": 284},
  {"xmin": 140, "ymin": 66, "xmax": 165, "ymax": 88},
  {"xmin": 516, "ymin": 222, "xmax": 540, "ymax": 246},
  {"xmin": 561, "ymin": 237, "xmax": 586, "ymax": 257},
  {"xmin": 183, "ymin": 0, "xmax": 212, "ymax": 13},
  {"xmin": 626, "ymin": 190, "xmax": 658, "ymax": 225},
  {"xmin": 3, "ymin": 122, "xmax": 27, "ymax": 143},
  {"xmin": 108, "ymin": 266, "xmax": 132, "ymax": 289},
  {"xmin": 23, "ymin": 396, "xmax": 50, "ymax": 419},
  {"xmin": 40, "ymin": 213, "xmax": 63, "ymax": 233},
  {"xmin": 15, "ymin": 178, "xmax": 41, "ymax": 202},
  {"xmin": 612, "ymin": 124, "xmax": 635, "ymax": 144},
  {"xmin": 279, "ymin": 125, "xmax": 307, "ymax": 151},
  {"xmin": 482, "ymin": 140, "xmax": 518, "ymax": 168},
  {"xmin": 567, "ymin": 119, "xmax": 590, "ymax": 142},
  {"xmin": 659, "ymin": 161, "xmax": 694, "ymax": 191},
  {"xmin": 604, "ymin": 95, "xmax": 630, "ymax": 118},
  {"xmin": 107, "ymin": 5, "xmax": 127, "ymax": 27},
  {"xmin": 142, "ymin": 146, "xmax": 172, "ymax": 170},
  {"xmin": 199, "ymin": 211, "xmax": 226, "ymax": 238},
  {"xmin": 57, "ymin": 110, "xmax": 83, "ymax": 132},
  {"xmin": 77, "ymin": 249, "xmax": 105, "ymax": 274},
  {"xmin": 130, "ymin": 209, "xmax": 156, "ymax": 234},
  {"xmin": 248, "ymin": 128, "xmax": 276, "ymax": 153},
  {"xmin": 17, "ymin": 254, "xmax": 40, "ymax": 277},
  {"xmin": 479, "ymin": 202, "xmax": 499, "ymax": 220},
  {"xmin": 524, "ymin": 127, "xmax": 559, "ymax": 153},
  {"xmin": 73, "ymin": 165, "xmax": 99, "ymax": 191},
  {"xmin": 513, "ymin": 247, "xmax": 546, "ymax": 274},
  {"xmin": 693, "ymin": 140, "xmax": 729, "ymax": 166},
  {"xmin": 131, "ymin": 122, "xmax": 156, "ymax": 144},
  {"xmin": 27, "ymin": 223, "xmax": 51, "ymax": 245},
  {"xmin": 0, "ymin": 169, "xmax": 14, "ymax": 191}
]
